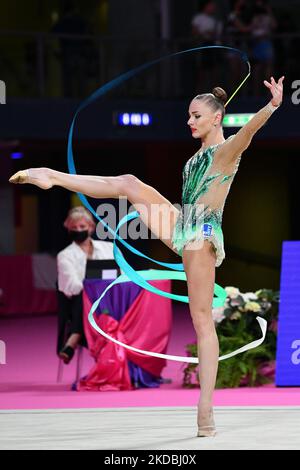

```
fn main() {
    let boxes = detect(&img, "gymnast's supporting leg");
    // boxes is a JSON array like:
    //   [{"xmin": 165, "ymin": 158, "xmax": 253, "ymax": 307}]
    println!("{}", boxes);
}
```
[
  {"xmin": 9, "ymin": 167, "xmax": 180, "ymax": 251},
  {"xmin": 182, "ymin": 240, "xmax": 218, "ymax": 437}
]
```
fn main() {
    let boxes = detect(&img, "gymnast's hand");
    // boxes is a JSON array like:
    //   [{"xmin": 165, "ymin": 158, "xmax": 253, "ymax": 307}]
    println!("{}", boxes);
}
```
[{"xmin": 263, "ymin": 76, "xmax": 284, "ymax": 107}]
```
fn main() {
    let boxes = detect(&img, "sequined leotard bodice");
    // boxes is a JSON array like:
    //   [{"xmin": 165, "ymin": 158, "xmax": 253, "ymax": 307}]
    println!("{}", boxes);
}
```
[{"xmin": 171, "ymin": 135, "xmax": 241, "ymax": 267}]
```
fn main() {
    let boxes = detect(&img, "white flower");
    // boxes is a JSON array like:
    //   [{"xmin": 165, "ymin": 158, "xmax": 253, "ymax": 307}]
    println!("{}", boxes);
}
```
[
  {"xmin": 244, "ymin": 301, "xmax": 261, "ymax": 313},
  {"xmin": 242, "ymin": 292, "xmax": 258, "ymax": 302},
  {"xmin": 225, "ymin": 286, "xmax": 240, "ymax": 299},
  {"xmin": 231, "ymin": 311, "xmax": 242, "ymax": 320},
  {"xmin": 212, "ymin": 306, "xmax": 225, "ymax": 324}
]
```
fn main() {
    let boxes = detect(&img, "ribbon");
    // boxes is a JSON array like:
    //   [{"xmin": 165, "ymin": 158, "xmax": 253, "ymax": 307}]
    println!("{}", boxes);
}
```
[
  {"xmin": 66, "ymin": 44, "xmax": 266, "ymax": 363},
  {"xmin": 86, "ymin": 211, "xmax": 267, "ymax": 363}
]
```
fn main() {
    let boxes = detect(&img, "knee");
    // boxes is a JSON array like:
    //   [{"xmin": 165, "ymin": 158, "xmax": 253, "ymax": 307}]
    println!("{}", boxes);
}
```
[
  {"xmin": 190, "ymin": 309, "xmax": 215, "ymax": 337},
  {"xmin": 118, "ymin": 174, "xmax": 141, "ymax": 198}
]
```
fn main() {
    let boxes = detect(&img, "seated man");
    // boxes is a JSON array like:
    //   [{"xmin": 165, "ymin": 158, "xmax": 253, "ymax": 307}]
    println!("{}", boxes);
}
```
[{"xmin": 57, "ymin": 206, "xmax": 115, "ymax": 363}]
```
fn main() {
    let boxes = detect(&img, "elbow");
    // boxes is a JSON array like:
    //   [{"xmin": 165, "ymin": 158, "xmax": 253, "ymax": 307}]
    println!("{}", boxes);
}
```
[{"xmin": 58, "ymin": 277, "xmax": 83, "ymax": 297}]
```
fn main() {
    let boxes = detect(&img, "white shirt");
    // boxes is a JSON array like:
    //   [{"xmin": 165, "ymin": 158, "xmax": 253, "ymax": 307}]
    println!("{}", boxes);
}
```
[
  {"xmin": 192, "ymin": 13, "xmax": 223, "ymax": 41},
  {"xmin": 57, "ymin": 239, "xmax": 116, "ymax": 297}
]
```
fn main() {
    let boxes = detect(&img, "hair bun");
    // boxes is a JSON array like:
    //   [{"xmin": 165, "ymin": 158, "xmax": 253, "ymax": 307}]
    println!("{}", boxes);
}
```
[{"xmin": 212, "ymin": 87, "xmax": 227, "ymax": 105}]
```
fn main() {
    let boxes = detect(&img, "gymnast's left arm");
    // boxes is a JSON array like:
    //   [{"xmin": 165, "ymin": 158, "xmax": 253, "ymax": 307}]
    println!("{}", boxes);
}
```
[{"xmin": 217, "ymin": 76, "xmax": 285, "ymax": 162}]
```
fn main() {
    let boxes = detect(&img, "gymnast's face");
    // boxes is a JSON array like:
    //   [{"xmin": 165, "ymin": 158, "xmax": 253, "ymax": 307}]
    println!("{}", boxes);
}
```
[{"xmin": 187, "ymin": 99, "xmax": 220, "ymax": 139}]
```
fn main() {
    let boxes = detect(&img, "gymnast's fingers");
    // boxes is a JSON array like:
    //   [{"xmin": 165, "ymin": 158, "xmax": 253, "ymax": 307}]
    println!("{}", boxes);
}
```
[{"xmin": 263, "ymin": 80, "xmax": 272, "ymax": 89}]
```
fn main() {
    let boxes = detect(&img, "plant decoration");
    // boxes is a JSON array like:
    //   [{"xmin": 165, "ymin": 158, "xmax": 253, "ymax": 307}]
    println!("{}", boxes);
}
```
[{"xmin": 182, "ymin": 287, "xmax": 279, "ymax": 388}]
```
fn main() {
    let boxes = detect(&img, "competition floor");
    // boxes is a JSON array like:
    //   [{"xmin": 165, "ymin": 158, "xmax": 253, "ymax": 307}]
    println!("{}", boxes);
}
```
[
  {"xmin": 1, "ymin": 303, "xmax": 300, "ymax": 449},
  {"xmin": 1, "ymin": 406, "xmax": 299, "ymax": 450}
]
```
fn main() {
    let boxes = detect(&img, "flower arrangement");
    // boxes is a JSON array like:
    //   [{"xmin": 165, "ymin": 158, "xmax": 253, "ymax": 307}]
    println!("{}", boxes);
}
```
[{"xmin": 182, "ymin": 287, "xmax": 279, "ymax": 388}]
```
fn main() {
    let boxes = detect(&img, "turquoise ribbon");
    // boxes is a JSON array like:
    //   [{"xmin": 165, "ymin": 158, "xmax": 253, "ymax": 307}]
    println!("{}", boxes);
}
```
[{"xmin": 66, "ymin": 45, "xmax": 260, "ymax": 363}]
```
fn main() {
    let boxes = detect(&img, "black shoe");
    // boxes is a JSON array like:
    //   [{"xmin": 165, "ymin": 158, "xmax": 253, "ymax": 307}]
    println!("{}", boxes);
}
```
[{"xmin": 59, "ymin": 345, "xmax": 75, "ymax": 364}]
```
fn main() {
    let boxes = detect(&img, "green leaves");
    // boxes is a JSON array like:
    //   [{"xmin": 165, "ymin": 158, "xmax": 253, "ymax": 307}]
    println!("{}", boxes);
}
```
[{"xmin": 182, "ymin": 286, "xmax": 279, "ymax": 388}]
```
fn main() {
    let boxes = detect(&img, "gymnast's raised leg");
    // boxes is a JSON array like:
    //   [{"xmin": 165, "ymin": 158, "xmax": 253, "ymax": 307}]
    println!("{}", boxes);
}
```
[{"xmin": 9, "ymin": 168, "xmax": 180, "ymax": 251}]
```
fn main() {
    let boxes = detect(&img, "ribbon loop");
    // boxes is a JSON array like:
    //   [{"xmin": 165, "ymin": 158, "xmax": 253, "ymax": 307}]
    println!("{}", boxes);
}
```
[{"xmin": 66, "ymin": 45, "xmax": 261, "ymax": 363}]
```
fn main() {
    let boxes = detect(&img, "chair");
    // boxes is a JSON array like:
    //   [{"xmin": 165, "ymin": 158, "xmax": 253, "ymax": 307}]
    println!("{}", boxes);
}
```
[
  {"xmin": 56, "ymin": 345, "xmax": 84, "ymax": 383},
  {"xmin": 55, "ymin": 282, "xmax": 87, "ymax": 384}
]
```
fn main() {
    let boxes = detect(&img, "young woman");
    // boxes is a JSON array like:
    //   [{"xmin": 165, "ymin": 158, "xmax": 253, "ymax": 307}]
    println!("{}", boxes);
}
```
[{"xmin": 9, "ymin": 75, "xmax": 284, "ymax": 437}]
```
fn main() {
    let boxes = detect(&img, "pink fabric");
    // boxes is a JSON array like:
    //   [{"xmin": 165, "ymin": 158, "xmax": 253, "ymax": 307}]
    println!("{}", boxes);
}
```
[
  {"xmin": 78, "ymin": 302, "xmax": 133, "ymax": 391},
  {"xmin": 120, "ymin": 280, "xmax": 172, "ymax": 376},
  {"xmin": 79, "ymin": 280, "xmax": 172, "ymax": 391},
  {"xmin": 0, "ymin": 255, "xmax": 57, "ymax": 316}
]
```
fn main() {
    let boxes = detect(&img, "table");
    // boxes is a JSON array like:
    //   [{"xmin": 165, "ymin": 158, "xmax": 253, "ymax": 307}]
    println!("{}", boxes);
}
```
[{"xmin": 78, "ymin": 277, "xmax": 172, "ymax": 391}]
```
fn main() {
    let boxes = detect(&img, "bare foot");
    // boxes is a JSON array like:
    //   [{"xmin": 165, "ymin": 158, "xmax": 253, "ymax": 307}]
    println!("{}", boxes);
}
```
[{"xmin": 9, "ymin": 168, "xmax": 53, "ymax": 190}]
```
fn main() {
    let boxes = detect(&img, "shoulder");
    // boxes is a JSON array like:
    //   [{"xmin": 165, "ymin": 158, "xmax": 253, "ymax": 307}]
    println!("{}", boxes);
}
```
[
  {"xmin": 214, "ymin": 135, "xmax": 236, "ymax": 152},
  {"xmin": 57, "ymin": 242, "xmax": 77, "ymax": 260},
  {"xmin": 225, "ymin": 134, "xmax": 236, "ymax": 144}
]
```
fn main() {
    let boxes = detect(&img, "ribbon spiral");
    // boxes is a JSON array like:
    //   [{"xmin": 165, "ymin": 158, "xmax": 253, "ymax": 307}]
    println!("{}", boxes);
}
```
[{"xmin": 67, "ymin": 45, "xmax": 267, "ymax": 363}]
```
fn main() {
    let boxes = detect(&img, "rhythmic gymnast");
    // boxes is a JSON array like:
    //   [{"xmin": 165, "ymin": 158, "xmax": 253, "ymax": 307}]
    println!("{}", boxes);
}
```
[{"xmin": 9, "ymin": 75, "xmax": 284, "ymax": 437}]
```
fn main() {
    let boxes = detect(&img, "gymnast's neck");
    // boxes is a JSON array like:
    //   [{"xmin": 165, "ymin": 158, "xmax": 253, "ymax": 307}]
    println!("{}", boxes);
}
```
[{"xmin": 200, "ymin": 126, "xmax": 225, "ymax": 151}]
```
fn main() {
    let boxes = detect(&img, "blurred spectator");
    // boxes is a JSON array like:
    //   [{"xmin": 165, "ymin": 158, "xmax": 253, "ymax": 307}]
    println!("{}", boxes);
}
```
[
  {"xmin": 191, "ymin": 1, "xmax": 223, "ymax": 93},
  {"xmin": 225, "ymin": 0, "xmax": 253, "ymax": 94},
  {"xmin": 274, "ymin": 9, "xmax": 298, "ymax": 84},
  {"xmin": 57, "ymin": 206, "xmax": 114, "ymax": 364},
  {"xmin": 227, "ymin": 0, "xmax": 252, "ymax": 39},
  {"xmin": 191, "ymin": 0, "xmax": 223, "ymax": 43},
  {"xmin": 249, "ymin": 0, "xmax": 277, "ymax": 96},
  {"xmin": 51, "ymin": 1, "xmax": 90, "ymax": 97}
]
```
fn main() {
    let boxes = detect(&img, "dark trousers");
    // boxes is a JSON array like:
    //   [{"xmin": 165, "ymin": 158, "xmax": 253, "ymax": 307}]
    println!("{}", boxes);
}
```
[{"xmin": 56, "ymin": 289, "xmax": 87, "ymax": 355}]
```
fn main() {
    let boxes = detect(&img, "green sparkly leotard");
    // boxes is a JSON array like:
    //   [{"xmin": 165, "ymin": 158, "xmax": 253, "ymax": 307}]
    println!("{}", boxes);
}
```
[{"xmin": 171, "ymin": 135, "xmax": 241, "ymax": 267}]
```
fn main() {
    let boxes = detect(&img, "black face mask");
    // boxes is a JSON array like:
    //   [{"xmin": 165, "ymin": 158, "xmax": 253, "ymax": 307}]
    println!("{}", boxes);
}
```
[{"xmin": 69, "ymin": 230, "xmax": 89, "ymax": 243}]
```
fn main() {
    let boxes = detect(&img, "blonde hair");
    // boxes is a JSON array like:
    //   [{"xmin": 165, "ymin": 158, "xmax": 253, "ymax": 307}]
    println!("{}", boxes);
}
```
[{"xmin": 63, "ymin": 206, "xmax": 96, "ymax": 231}]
